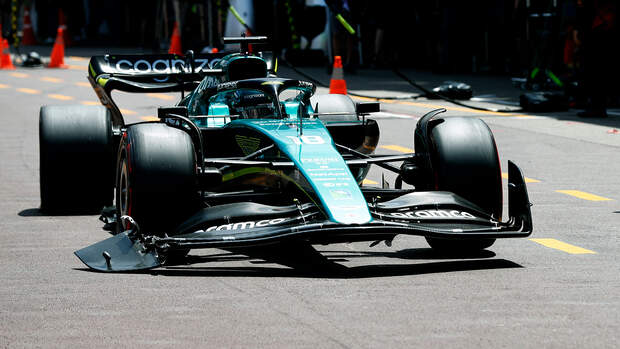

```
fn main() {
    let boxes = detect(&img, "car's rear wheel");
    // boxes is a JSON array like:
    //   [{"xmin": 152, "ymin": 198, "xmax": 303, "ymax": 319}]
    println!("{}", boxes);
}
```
[
  {"xmin": 39, "ymin": 105, "xmax": 115, "ymax": 213},
  {"xmin": 418, "ymin": 117, "xmax": 502, "ymax": 252},
  {"xmin": 116, "ymin": 123, "xmax": 198, "ymax": 235}
]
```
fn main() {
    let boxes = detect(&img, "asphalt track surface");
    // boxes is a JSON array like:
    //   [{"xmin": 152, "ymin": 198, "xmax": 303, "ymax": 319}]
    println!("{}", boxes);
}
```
[{"xmin": 1, "ymin": 56, "xmax": 619, "ymax": 348}]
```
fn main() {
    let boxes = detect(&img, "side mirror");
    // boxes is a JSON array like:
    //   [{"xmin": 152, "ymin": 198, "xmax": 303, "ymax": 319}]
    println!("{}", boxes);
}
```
[
  {"xmin": 356, "ymin": 102, "xmax": 380, "ymax": 114},
  {"xmin": 259, "ymin": 51, "xmax": 277, "ymax": 74}
]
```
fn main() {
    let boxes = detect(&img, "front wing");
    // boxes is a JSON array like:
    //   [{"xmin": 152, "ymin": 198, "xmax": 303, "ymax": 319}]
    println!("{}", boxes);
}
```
[{"xmin": 75, "ymin": 161, "xmax": 532, "ymax": 272}]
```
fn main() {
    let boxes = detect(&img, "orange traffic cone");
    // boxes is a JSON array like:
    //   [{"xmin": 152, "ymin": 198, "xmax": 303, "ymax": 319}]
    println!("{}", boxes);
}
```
[
  {"xmin": 0, "ymin": 39, "xmax": 16, "ymax": 70},
  {"xmin": 48, "ymin": 27, "xmax": 67, "ymax": 68},
  {"xmin": 22, "ymin": 6, "xmax": 37, "ymax": 45},
  {"xmin": 168, "ymin": 22, "xmax": 182, "ymax": 55},
  {"xmin": 329, "ymin": 56, "xmax": 347, "ymax": 94},
  {"xmin": 58, "ymin": 9, "xmax": 72, "ymax": 47}
]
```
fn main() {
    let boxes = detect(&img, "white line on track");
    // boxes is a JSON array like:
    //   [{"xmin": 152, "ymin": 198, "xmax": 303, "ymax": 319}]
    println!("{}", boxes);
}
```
[{"xmin": 372, "ymin": 111, "xmax": 417, "ymax": 119}]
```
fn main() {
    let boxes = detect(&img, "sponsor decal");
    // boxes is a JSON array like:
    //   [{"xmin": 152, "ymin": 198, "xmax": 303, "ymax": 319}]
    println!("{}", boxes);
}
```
[
  {"xmin": 312, "ymin": 177, "xmax": 352, "ymax": 182},
  {"xmin": 240, "ymin": 93, "xmax": 267, "ymax": 101},
  {"xmin": 235, "ymin": 135, "xmax": 261, "ymax": 155},
  {"xmin": 194, "ymin": 218, "xmax": 287, "ymax": 233},
  {"xmin": 307, "ymin": 167, "xmax": 343, "ymax": 172},
  {"xmin": 298, "ymin": 81, "xmax": 313, "ymax": 89},
  {"xmin": 387, "ymin": 210, "xmax": 476, "ymax": 219},
  {"xmin": 113, "ymin": 58, "xmax": 217, "ymax": 74},
  {"xmin": 301, "ymin": 157, "xmax": 339, "ymax": 165},
  {"xmin": 218, "ymin": 81, "xmax": 238, "ymax": 91},
  {"xmin": 261, "ymin": 81, "xmax": 284, "ymax": 85},
  {"xmin": 330, "ymin": 189, "xmax": 352, "ymax": 200},
  {"xmin": 323, "ymin": 182, "xmax": 350, "ymax": 188},
  {"xmin": 285, "ymin": 135, "xmax": 325, "ymax": 145},
  {"xmin": 309, "ymin": 171, "xmax": 348, "ymax": 177},
  {"xmin": 338, "ymin": 205, "xmax": 364, "ymax": 211}
]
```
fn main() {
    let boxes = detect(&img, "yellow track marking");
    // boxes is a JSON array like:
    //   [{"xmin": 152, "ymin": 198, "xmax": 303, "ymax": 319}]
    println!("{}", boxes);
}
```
[
  {"xmin": 9, "ymin": 72, "xmax": 28, "ymax": 78},
  {"xmin": 362, "ymin": 179, "xmax": 378, "ymax": 185},
  {"xmin": 0, "ymin": 83, "xmax": 8, "ymax": 88},
  {"xmin": 380, "ymin": 145, "xmax": 414, "ymax": 153},
  {"xmin": 48, "ymin": 94, "xmax": 74, "ymax": 101},
  {"xmin": 68, "ymin": 56, "xmax": 89, "ymax": 61},
  {"xmin": 75, "ymin": 82, "xmax": 91, "ymax": 87},
  {"xmin": 40, "ymin": 76, "xmax": 62, "ymax": 83},
  {"xmin": 140, "ymin": 116, "xmax": 159, "ymax": 121},
  {"xmin": 350, "ymin": 95, "xmax": 529, "ymax": 117},
  {"xmin": 16, "ymin": 87, "xmax": 40, "ymax": 94},
  {"xmin": 530, "ymin": 238, "xmax": 596, "ymax": 254},
  {"xmin": 501, "ymin": 172, "xmax": 540, "ymax": 183},
  {"xmin": 556, "ymin": 190, "xmax": 612, "ymax": 201},
  {"xmin": 67, "ymin": 65, "xmax": 86, "ymax": 70},
  {"xmin": 147, "ymin": 93, "xmax": 175, "ymax": 101},
  {"xmin": 120, "ymin": 108, "xmax": 137, "ymax": 115},
  {"xmin": 509, "ymin": 115, "xmax": 539, "ymax": 119},
  {"xmin": 80, "ymin": 100, "xmax": 99, "ymax": 105}
]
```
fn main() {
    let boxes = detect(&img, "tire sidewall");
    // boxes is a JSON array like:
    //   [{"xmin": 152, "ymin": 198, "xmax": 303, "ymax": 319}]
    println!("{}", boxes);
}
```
[{"xmin": 115, "ymin": 123, "xmax": 197, "ymax": 234}]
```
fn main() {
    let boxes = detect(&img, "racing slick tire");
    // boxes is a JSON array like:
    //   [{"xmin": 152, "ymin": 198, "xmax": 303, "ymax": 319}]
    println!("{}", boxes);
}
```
[
  {"xmin": 310, "ymin": 94, "xmax": 357, "ymax": 122},
  {"xmin": 39, "ymin": 105, "xmax": 115, "ymax": 213},
  {"xmin": 420, "ymin": 117, "xmax": 502, "ymax": 252},
  {"xmin": 116, "ymin": 123, "xmax": 198, "ymax": 235}
]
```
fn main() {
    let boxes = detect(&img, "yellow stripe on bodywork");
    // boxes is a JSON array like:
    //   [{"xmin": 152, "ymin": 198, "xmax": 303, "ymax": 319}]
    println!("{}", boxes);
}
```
[{"xmin": 97, "ymin": 77, "xmax": 109, "ymax": 87}]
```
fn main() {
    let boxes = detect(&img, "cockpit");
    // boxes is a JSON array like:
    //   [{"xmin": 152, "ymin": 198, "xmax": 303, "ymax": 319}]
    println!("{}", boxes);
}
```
[{"xmin": 186, "ymin": 78, "xmax": 316, "ymax": 127}]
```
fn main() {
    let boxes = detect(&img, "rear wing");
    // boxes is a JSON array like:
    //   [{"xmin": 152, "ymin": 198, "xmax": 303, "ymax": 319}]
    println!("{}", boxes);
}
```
[
  {"xmin": 88, "ymin": 53, "xmax": 228, "ymax": 129},
  {"xmin": 88, "ymin": 53, "xmax": 228, "ymax": 92}
]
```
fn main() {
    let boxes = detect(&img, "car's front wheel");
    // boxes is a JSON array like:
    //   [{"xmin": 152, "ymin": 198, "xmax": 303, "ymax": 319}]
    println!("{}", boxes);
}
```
[
  {"xmin": 417, "ymin": 117, "xmax": 502, "ymax": 252},
  {"xmin": 116, "ymin": 123, "xmax": 198, "ymax": 235}
]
